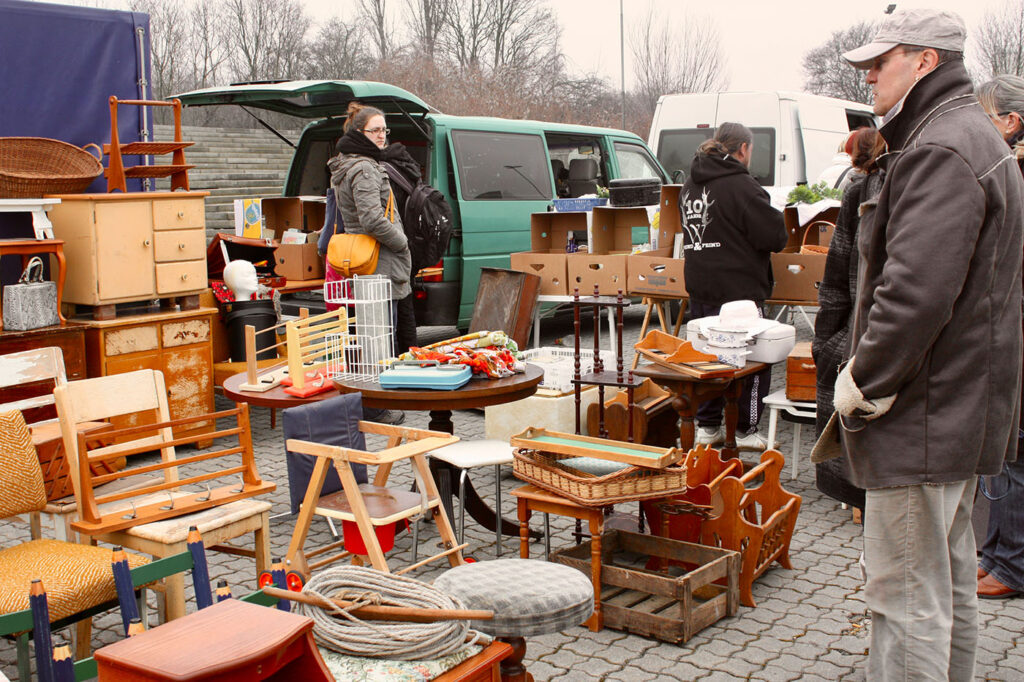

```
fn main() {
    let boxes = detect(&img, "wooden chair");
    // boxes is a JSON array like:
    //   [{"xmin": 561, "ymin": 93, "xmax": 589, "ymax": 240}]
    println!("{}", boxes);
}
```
[
  {"xmin": 0, "ymin": 409, "xmax": 150, "ymax": 681},
  {"xmin": 0, "ymin": 346, "xmax": 122, "ymax": 540},
  {"xmin": 53, "ymin": 369, "xmax": 275, "ymax": 621},
  {"xmin": 283, "ymin": 422, "xmax": 465, "ymax": 577},
  {"xmin": 29, "ymin": 527, "xmax": 217, "ymax": 682}
]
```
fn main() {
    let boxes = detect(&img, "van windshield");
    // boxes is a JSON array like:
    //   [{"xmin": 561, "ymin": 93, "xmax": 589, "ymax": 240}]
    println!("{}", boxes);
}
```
[{"xmin": 658, "ymin": 128, "xmax": 776, "ymax": 187}]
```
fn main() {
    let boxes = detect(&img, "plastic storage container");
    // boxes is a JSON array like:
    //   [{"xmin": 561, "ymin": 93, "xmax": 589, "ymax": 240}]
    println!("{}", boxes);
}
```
[
  {"xmin": 608, "ymin": 178, "xmax": 661, "ymax": 207},
  {"xmin": 519, "ymin": 347, "xmax": 618, "ymax": 393}
]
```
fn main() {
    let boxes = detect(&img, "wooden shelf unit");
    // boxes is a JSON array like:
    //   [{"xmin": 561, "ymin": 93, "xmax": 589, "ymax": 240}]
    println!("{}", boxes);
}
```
[{"xmin": 104, "ymin": 97, "xmax": 194, "ymax": 193}]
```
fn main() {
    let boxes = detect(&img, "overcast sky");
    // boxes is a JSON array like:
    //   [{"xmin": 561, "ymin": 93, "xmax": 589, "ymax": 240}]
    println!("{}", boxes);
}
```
[{"xmin": 303, "ymin": 0, "xmax": 1002, "ymax": 91}]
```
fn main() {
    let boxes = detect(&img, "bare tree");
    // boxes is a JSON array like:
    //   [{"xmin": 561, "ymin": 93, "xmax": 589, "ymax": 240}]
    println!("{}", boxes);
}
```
[
  {"xmin": 222, "ymin": 0, "xmax": 311, "ymax": 83},
  {"xmin": 973, "ymin": 0, "xmax": 1024, "ymax": 77},
  {"xmin": 405, "ymin": 0, "xmax": 450, "ymax": 58},
  {"xmin": 305, "ymin": 17, "xmax": 372, "ymax": 79},
  {"xmin": 802, "ymin": 21, "xmax": 875, "ymax": 104},
  {"xmin": 440, "ymin": 0, "xmax": 489, "ymax": 71},
  {"xmin": 360, "ymin": 0, "xmax": 394, "ymax": 61},
  {"xmin": 629, "ymin": 6, "xmax": 727, "ymax": 117}
]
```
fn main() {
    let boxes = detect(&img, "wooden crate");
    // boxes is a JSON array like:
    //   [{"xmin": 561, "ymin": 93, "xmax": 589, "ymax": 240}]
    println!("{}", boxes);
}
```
[
  {"xmin": 551, "ymin": 530, "xmax": 739, "ymax": 643},
  {"xmin": 785, "ymin": 341, "xmax": 816, "ymax": 401}
]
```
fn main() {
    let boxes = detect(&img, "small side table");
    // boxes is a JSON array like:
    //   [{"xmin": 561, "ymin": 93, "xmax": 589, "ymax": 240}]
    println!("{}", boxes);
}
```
[
  {"xmin": 0, "ymin": 238, "xmax": 66, "ymax": 331},
  {"xmin": 511, "ymin": 484, "xmax": 604, "ymax": 632},
  {"xmin": 763, "ymin": 389, "xmax": 816, "ymax": 479},
  {"xmin": 93, "ymin": 598, "xmax": 332, "ymax": 681},
  {"xmin": 0, "ymin": 198, "xmax": 60, "ymax": 239}
]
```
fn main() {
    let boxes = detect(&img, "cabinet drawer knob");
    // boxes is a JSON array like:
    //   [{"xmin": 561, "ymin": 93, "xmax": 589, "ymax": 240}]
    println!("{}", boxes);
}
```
[
  {"xmin": 181, "ymin": 274, "xmax": 188, "ymax": 281},
  {"xmin": 143, "ymin": 239, "xmax": 151, "ymax": 247},
  {"xmin": 177, "ymin": 211, "xmax": 185, "ymax": 218},
  {"xmin": 178, "ymin": 243, "xmax": 186, "ymax": 249}
]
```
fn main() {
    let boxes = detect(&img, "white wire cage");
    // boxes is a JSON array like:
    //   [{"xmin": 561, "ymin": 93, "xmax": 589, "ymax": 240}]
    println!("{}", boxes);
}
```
[{"xmin": 323, "ymin": 275, "xmax": 394, "ymax": 382}]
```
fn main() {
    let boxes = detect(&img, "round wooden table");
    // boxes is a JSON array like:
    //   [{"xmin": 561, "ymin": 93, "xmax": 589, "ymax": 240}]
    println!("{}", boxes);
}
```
[{"xmin": 223, "ymin": 365, "xmax": 544, "ymax": 544}]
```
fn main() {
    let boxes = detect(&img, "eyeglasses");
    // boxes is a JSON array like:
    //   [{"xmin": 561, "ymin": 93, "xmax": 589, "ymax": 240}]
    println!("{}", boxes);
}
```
[{"xmin": 362, "ymin": 127, "xmax": 390, "ymax": 136}]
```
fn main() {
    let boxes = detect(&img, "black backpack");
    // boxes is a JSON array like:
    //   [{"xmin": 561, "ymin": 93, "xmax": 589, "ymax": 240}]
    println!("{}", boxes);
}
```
[{"xmin": 382, "ymin": 163, "xmax": 454, "ymax": 274}]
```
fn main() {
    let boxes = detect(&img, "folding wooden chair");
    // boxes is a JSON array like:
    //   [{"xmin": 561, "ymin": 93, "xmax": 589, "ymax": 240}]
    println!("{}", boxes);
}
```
[{"xmin": 284, "ymin": 422, "xmax": 464, "ymax": 578}]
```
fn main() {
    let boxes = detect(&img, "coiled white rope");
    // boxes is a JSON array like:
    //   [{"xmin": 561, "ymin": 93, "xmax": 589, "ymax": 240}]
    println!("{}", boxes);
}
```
[{"xmin": 296, "ymin": 566, "xmax": 480, "ymax": 660}]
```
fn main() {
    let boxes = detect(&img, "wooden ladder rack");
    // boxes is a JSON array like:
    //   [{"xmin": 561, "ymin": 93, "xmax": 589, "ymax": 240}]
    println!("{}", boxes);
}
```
[{"xmin": 104, "ymin": 96, "xmax": 194, "ymax": 193}]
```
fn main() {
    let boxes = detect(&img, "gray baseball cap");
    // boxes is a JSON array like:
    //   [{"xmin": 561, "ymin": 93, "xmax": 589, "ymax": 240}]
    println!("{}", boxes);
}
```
[{"xmin": 843, "ymin": 8, "xmax": 966, "ymax": 68}]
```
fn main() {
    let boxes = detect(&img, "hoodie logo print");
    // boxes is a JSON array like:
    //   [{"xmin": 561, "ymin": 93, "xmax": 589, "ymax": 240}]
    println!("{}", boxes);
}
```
[{"xmin": 681, "ymin": 188, "xmax": 720, "ymax": 251}]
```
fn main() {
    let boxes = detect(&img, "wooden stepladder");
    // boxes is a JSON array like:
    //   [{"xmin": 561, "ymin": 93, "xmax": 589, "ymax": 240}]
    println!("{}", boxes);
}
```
[{"xmin": 283, "ymin": 423, "xmax": 466, "ymax": 581}]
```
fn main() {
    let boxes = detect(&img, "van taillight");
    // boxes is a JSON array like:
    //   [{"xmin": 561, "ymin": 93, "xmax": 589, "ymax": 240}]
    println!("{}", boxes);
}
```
[
  {"xmin": 414, "ymin": 289, "xmax": 428, "ymax": 300},
  {"xmin": 697, "ymin": 124, "xmax": 711, "ymax": 129}
]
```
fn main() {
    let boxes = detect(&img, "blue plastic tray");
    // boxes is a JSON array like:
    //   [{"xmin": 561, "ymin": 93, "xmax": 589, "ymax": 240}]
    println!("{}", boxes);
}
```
[{"xmin": 379, "ymin": 362, "xmax": 472, "ymax": 390}]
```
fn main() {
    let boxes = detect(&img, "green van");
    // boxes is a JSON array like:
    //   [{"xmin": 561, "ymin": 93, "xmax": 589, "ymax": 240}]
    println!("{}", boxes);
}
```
[{"xmin": 175, "ymin": 80, "xmax": 668, "ymax": 328}]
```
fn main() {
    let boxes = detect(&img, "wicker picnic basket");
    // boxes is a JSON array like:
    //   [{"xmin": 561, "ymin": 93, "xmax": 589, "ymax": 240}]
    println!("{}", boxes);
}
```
[
  {"xmin": 0, "ymin": 137, "xmax": 104, "ymax": 198},
  {"xmin": 513, "ymin": 447, "xmax": 688, "ymax": 506}
]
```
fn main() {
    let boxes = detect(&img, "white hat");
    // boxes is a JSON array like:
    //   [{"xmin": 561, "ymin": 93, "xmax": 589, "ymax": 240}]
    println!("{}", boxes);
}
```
[{"xmin": 843, "ymin": 9, "xmax": 966, "ymax": 69}]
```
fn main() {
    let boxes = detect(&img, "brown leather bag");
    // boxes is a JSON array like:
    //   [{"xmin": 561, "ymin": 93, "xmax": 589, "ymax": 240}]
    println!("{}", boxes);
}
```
[{"xmin": 326, "ymin": 189, "xmax": 395, "ymax": 277}]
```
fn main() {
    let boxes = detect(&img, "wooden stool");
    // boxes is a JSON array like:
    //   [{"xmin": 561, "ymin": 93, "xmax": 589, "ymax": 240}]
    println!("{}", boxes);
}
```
[
  {"xmin": 511, "ymin": 484, "xmax": 604, "ymax": 632},
  {"xmin": 0, "ymin": 238, "xmax": 66, "ymax": 331},
  {"xmin": 434, "ymin": 558, "xmax": 594, "ymax": 682},
  {"xmin": 94, "ymin": 598, "xmax": 331, "ymax": 680}
]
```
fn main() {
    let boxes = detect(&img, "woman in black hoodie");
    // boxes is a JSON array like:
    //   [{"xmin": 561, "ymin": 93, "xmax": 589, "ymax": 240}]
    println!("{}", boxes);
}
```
[{"xmin": 679, "ymin": 122, "xmax": 788, "ymax": 450}]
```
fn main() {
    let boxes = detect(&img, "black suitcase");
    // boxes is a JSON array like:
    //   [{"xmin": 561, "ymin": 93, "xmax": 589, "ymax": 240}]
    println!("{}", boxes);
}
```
[{"xmin": 608, "ymin": 177, "xmax": 662, "ymax": 207}]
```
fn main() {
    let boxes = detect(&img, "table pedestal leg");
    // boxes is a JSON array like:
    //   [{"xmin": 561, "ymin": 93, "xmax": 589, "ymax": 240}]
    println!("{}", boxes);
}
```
[
  {"xmin": 498, "ymin": 636, "xmax": 532, "ymax": 682},
  {"xmin": 673, "ymin": 390, "xmax": 695, "ymax": 451},
  {"xmin": 722, "ymin": 381, "xmax": 741, "ymax": 459}
]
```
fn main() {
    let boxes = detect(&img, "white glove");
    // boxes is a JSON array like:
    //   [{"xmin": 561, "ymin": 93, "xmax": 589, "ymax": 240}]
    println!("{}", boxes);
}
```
[{"xmin": 833, "ymin": 357, "xmax": 897, "ymax": 421}]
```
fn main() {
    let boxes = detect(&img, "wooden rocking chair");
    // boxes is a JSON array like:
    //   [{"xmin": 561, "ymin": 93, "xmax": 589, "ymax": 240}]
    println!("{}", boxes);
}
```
[{"xmin": 283, "ymin": 421, "xmax": 464, "ymax": 579}]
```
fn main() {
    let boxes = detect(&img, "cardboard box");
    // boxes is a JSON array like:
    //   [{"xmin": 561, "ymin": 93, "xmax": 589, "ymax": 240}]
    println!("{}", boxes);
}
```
[
  {"xmin": 274, "ymin": 233, "xmax": 324, "ymax": 281},
  {"xmin": 510, "ymin": 251, "xmax": 568, "ymax": 295},
  {"xmin": 261, "ymin": 197, "xmax": 327, "ymax": 240},
  {"xmin": 233, "ymin": 198, "xmax": 262, "ymax": 238},
  {"xmin": 652, "ymin": 185, "xmax": 684, "ymax": 256},
  {"xmin": 785, "ymin": 341, "xmax": 816, "ymax": 402},
  {"xmin": 567, "ymin": 253, "xmax": 628, "ymax": 296},
  {"xmin": 627, "ymin": 254, "xmax": 687, "ymax": 297},
  {"xmin": 770, "ymin": 250, "xmax": 827, "ymax": 303},
  {"xmin": 529, "ymin": 212, "xmax": 588, "ymax": 251},
  {"xmin": 782, "ymin": 204, "xmax": 840, "ymax": 250},
  {"xmin": 590, "ymin": 206, "xmax": 649, "ymax": 254}
]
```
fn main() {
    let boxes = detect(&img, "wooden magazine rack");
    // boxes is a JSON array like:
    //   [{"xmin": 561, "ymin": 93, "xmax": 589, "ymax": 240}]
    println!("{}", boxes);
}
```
[
  {"xmin": 68, "ymin": 404, "xmax": 275, "ymax": 535},
  {"xmin": 104, "ymin": 96, "xmax": 194, "ymax": 193}
]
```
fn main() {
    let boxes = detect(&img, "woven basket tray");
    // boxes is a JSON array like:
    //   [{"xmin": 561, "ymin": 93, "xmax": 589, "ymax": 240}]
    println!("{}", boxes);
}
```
[
  {"xmin": 513, "ymin": 447, "xmax": 687, "ymax": 506},
  {"xmin": 0, "ymin": 137, "xmax": 103, "ymax": 198}
]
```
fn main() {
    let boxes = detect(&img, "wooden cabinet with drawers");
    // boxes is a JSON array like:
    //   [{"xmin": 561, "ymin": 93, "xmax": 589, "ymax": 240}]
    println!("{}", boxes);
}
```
[
  {"xmin": 0, "ymin": 324, "xmax": 87, "ymax": 423},
  {"xmin": 45, "ymin": 192, "xmax": 209, "ymax": 308},
  {"xmin": 82, "ymin": 308, "xmax": 216, "ymax": 444}
]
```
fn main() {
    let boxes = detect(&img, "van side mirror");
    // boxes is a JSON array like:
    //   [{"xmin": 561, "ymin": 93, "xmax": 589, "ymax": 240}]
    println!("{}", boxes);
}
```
[{"xmin": 671, "ymin": 169, "xmax": 686, "ymax": 184}]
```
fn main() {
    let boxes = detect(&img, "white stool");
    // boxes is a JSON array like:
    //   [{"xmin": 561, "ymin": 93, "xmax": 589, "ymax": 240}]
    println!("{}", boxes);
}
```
[
  {"xmin": 763, "ymin": 389, "xmax": 816, "ymax": 479},
  {"xmin": 428, "ymin": 440, "xmax": 514, "ymax": 556}
]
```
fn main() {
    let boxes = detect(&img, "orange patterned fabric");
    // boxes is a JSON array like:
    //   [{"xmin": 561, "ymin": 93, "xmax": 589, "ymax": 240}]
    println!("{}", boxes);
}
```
[
  {"xmin": 0, "ymin": 410, "xmax": 47, "ymax": 517},
  {"xmin": 0, "ymin": 539, "xmax": 148, "ymax": 622}
]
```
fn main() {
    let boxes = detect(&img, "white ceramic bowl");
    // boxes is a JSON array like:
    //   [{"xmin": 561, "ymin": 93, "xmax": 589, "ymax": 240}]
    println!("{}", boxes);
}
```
[
  {"xmin": 706, "ymin": 326, "xmax": 748, "ymax": 347},
  {"xmin": 707, "ymin": 343, "xmax": 752, "ymax": 367}
]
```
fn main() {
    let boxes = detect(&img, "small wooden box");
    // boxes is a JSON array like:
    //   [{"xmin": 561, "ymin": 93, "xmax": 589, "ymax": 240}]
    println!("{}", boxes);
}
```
[
  {"xmin": 552, "ymin": 530, "xmax": 739, "ymax": 644},
  {"xmin": 786, "ymin": 341, "xmax": 816, "ymax": 402}
]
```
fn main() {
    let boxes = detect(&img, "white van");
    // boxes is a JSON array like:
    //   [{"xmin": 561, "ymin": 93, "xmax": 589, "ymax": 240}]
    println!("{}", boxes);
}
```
[{"xmin": 648, "ymin": 91, "xmax": 877, "ymax": 205}]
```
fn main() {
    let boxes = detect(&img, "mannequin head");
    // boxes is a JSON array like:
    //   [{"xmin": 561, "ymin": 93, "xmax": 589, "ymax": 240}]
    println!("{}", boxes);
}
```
[{"xmin": 223, "ymin": 260, "xmax": 259, "ymax": 301}]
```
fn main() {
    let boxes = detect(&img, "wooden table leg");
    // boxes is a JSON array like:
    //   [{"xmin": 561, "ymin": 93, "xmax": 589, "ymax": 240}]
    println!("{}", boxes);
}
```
[
  {"xmin": 722, "ymin": 379, "xmax": 741, "ymax": 457},
  {"xmin": 673, "ymin": 387, "xmax": 696, "ymax": 450},
  {"xmin": 164, "ymin": 572, "xmax": 186, "ymax": 621},
  {"xmin": 498, "ymin": 636, "xmax": 532, "ymax": 682},
  {"xmin": 518, "ymin": 500, "xmax": 531, "ymax": 559},
  {"xmin": 584, "ymin": 512, "xmax": 604, "ymax": 632},
  {"xmin": 52, "ymin": 246, "xmax": 66, "ymax": 324}
]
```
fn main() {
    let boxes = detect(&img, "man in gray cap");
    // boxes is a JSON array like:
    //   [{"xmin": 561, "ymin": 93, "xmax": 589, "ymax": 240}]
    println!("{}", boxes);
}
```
[{"xmin": 833, "ymin": 8, "xmax": 1024, "ymax": 680}]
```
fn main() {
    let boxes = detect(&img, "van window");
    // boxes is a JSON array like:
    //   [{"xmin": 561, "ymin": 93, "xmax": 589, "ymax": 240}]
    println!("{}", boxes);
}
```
[
  {"xmin": 614, "ymin": 142, "xmax": 663, "ymax": 180},
  {"xmin": 846, "ymin": 109, "xmax": 876, "ymax": 130},
  {"xmin": 657, "ymin": 128, "xmax": 775, "ymax": 187},
  {"xmin": 545, "ymin": 133, "xmax": 605, "ymax": 198},
  {"xmin": 451, "ymin": 130, "xmax": 550, "ymax": 201}
]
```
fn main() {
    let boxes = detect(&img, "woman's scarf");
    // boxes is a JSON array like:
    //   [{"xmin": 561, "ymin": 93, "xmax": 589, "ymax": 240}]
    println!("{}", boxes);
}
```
[{"xmin": 337, "ymin": 124, "xmax": 383, "ymax": 160}]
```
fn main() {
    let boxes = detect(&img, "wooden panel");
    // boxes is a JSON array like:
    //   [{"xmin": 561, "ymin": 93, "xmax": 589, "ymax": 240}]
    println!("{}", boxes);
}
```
[
  {"xmin": 104, "ymin": 325, "xmax": 159, "ymax": 357},
  {"xmin": 155, "ymin": 260, "xmax": 206, "ymax": 295},
  {"xmin": 95, "ymin": 201, "xmax": 155, "ymax": 301},
  {"xmin": 152, "ymin": 198, "xmax": 204, "ymax": 230},
  {"xmin": 153, "ymin": 229, "xmax": 205, "ymax": 262},
  {"xmin": 162, "ymin": 344, "xmax": 214, "ymax": 425},
  {"xmin": 104, "ymin": 350, "xmax": 162, "ymax": 433},
  {"xmin": 162, "ymin": 317, "xmax": 210, "ymax": 348},
  {"xmin": 46, "ymin": 200, "xmax": 101, "ymax": 306}
]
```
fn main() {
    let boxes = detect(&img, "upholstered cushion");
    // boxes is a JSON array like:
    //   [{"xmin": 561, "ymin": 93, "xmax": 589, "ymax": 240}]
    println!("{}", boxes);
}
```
[
  {"xmin": 319, "ymin": 644, "xmax": 481, "ymax": 681},
  {"xmin": 0, "ymin": 539, "xmax": 147, "ymax": 622},
  {"xmin": 559, "ymin": 456, "xmax": 630, "ymax": 476},
  {"xmin": 0, "ymin": 410, "xmax": 47, "ymax": 517},
  {"xmin": 429, "ymin": 440, "xmax": 513, "ymax": 469},
  {"xmin": 433, "ymin": 559, "xmax": 593, "ymax": 637}
]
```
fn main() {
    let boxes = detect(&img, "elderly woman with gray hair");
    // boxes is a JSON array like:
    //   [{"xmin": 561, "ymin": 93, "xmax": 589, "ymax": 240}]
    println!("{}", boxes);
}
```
[{"xmin": 975, "ymin": 74, "xmax": 1024, "ymax": 599}]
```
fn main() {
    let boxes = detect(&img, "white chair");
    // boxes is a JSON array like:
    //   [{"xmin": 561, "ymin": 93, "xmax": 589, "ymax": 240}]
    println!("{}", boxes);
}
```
[
  {"xmin": 763, "ymin": 389, "xmax": 816, "ymax": 479},
  {"xmin": 428, "ymin": 440, "xmax": 514, "ymax": 556}
]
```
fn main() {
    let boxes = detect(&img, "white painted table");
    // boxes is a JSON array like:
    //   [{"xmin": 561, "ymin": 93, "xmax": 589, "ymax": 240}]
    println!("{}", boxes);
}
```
[
  {"xmin": 0, "ymin": 198, "xmax": 60, "ymax": 239},
  {"xmin": 763, "ymin": 389, "xmax": 816, "ymax": 479}
]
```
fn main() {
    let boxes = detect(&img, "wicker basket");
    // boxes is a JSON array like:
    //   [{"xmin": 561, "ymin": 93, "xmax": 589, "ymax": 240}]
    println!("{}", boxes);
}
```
[
  {"xmin": 513, "ymin": 447, "xmax": 688, "ymax": 506},
  {"xmin": 0, "ymin": 137, "xmax": 103, "ymax": 198}
]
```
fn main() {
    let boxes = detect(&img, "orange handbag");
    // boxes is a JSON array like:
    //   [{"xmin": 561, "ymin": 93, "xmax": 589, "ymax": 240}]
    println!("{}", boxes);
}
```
[{"xmin": 326, "ymin": 189, "xmax": 394, "ymax": 276}]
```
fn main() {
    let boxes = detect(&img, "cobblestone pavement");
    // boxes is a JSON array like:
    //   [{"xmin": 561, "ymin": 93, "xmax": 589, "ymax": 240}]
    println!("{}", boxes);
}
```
[{"xmin": 1, "ymin": 304, "xmax": 1021, "ymax": 680}]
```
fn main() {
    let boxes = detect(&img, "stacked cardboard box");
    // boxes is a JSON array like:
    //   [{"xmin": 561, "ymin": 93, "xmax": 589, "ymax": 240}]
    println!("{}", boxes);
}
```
[
  {"xmin": 625, "ymin": 185, "xmax": 686, "ymax": 298},
  {"xmin": 769, "ymin": 205, "xmax": 838, "ymax": 303}
]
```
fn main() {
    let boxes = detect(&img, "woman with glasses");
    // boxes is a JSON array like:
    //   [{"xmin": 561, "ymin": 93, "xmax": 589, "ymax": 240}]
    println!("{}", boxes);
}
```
[
  {"xmin": 974, "ymin": 75, "xmax": 1024, "ymax": 600},
  {"xmin": 328, "ymin": 101, "xmax": 411, "ymax": 425}
]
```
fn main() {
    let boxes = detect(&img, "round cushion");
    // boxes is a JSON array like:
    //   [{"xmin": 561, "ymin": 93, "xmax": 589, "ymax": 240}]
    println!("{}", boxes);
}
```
[{"xmin": 433, "ymin": 559, "xmax": 593, "ymax": 637}]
